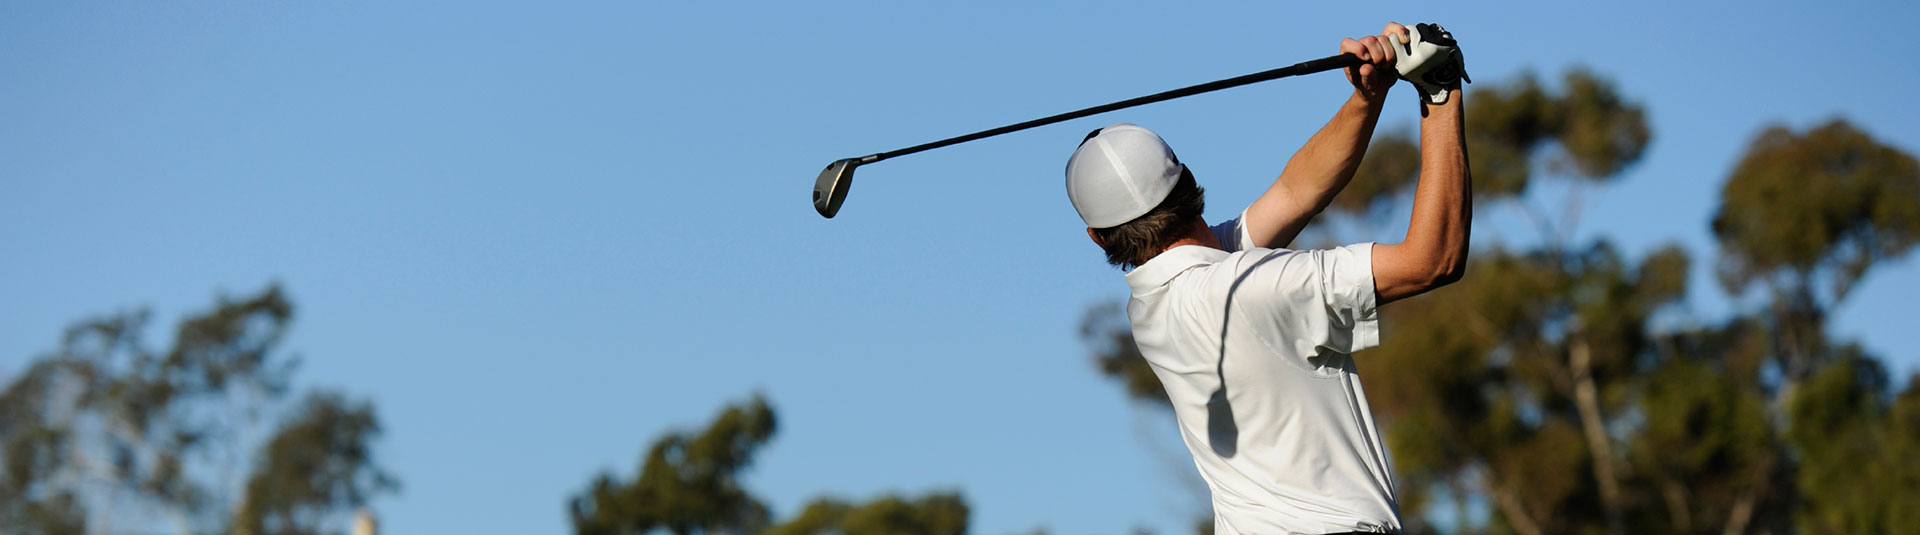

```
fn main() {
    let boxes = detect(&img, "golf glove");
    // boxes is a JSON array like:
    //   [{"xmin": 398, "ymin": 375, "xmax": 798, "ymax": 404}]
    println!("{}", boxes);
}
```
[{"xmin": 1392, "ymin": 23, "xmax": 1470, "ymax": 105}]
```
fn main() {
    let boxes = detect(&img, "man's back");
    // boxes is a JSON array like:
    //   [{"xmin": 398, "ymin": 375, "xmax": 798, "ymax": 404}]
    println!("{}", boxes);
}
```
[
  {"xmin": 1125, "ymin": 220, "xmax": 1400, "ymax": 534},
  {"xmin": 1064, "ymin": 23, "xmax": 1470, "ymax": 533}
]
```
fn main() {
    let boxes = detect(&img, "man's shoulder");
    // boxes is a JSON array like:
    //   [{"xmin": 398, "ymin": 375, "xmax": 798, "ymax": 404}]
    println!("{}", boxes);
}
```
[
  {"xmin": 1134, "ymin": 242, "xmax": 1372, "ymax": 297},
  {"xmin": 1177, "ymin": 243, "xmax": 1377, "ymax": 301},
  {"xmin": 1155, "ymin": 247, "xmax": 1296, "ymax": 303},
  {"xmin": 1224, "ymin": 243, "xmax": 1376, "ymax": 274}
]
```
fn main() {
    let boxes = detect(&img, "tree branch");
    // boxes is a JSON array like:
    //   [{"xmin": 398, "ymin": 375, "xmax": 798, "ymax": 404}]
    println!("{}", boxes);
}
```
[{"xmin": 1570, "ymin": 339, "xmax": 1625, "ymax": 535}]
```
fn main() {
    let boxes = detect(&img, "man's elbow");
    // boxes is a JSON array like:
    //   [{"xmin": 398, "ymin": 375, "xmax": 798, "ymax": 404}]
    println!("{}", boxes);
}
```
[
  {"xmin": 1432, "ymin": 262, "xmax": 1466, "ymax": 287},
  {"xmin": 1424, "ymin": 254, "xmax": 1468, "ymax": 289}
]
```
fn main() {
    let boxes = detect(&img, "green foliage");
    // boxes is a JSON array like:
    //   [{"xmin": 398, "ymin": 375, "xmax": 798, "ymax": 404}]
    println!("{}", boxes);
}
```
[
  {"xmin": 1629, "ymin": 321, "xmax": 1781, "ymax": 534},
  {"xmin": 1362, "ymin": 243, "xmax": 1691, "ymax": 534},
  {"xmin": 571, "ymin": 395, "xmax": 778, "ymax": 535},
  {"xmin": 1884, "ymin": 379, "xmax": 1920, "ymax": 529},
  {"xmin": 233, "ymin": 391, "xmax": 399, "ymax": 535},
  {"xmin": 1785, "ymin": 354, "xmax": 1920, "ymax": 534},
  {"xmin": 1464, "ymin": 73, "xmax": 1558, "ymax": 198},
  {"xmin": 766, "ymin": 492, "xmax": 968, "ymax": 535},
  {"xmin": 571, "ymin": 395, "xmax": 972, "ymax": 535},
  {"xmin": 1, "ymin": 359, "xmax": 83, "ymax": 534},
  {"xmin": 1707, "ymin": 119, "xmax": 1920, "ymax": 398},
  {"xmin": 1339, "ymin": 68, "xmax": 1652, "ymax": 216},
  {"xmin": 1712, "ymin": 120, "xmax": 1920, "ymax": 301},
  {"xmin": 0, "ymin": 285, "xmax": 395, "ymax": 535},
  {"xmin": 1552, "ymin": 70, "xmax": 1653, "ymax": 179},
  {"xmin": 1337, "ymin": 127, "xmax": 1419, "ymax": 217}
]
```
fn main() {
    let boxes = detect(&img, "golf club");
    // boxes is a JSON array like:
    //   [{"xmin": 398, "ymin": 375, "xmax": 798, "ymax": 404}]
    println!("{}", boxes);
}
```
[{"xmin": 812, "ymin": 52, "xmax": 1363, "ymax": 219}]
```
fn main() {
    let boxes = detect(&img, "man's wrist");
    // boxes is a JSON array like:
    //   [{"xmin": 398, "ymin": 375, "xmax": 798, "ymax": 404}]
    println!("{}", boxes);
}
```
[
  {"xmin": 1347, "ymin": 92, "xmax": 1386, "ymax": 115},
  {"xmin": 1418, "ymin": 88, "xmax": 1463, "ymax": 118}
]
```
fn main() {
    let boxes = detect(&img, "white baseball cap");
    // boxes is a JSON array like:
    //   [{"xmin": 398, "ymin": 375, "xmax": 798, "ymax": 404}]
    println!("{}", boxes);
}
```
[{"xmin": 1065, "ymin": 123, "xmax": 1186, "ymax": 228}]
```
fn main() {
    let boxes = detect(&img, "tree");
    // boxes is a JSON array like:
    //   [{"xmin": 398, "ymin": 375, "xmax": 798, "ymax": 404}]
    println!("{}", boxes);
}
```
[
  {"xmin": 1, "ymin": 358, "xmax": 90, "ymax": 535},
  {"xmin": 570, "ymin": 395, "xmax": 969, "ymax": 535},
  {"xmin": 570, "ymin": 395, "xmax": 778, "ymax": 535},
  {"xmin": 1627, "ymin": 319, "xmax": 1782, "ymax": 534},
  {"xmin": 1356, "ymin": 243, "xmax": 1692, "ymax": 535},
  {"xmin": 0, "ymin": 285, "xmax": 396, "ymax": 535},
  {"xmin": 1340, "ymin": 69, "xmax": 1650, "ymax": 238},
  {"xmin": 766, "ymin": 493, "xmax": 968, "ymax": 535},
  {"xmin": 1784, "ymin": 351, "xmax": 1920, "ymax": 533},
  {"xmin": 1711, "ymin": 119, "xmax": 1920, "ymax": 386},
  {"xmin": 232, "ymin": 391, "xmax": 399, "ymax": 535}
]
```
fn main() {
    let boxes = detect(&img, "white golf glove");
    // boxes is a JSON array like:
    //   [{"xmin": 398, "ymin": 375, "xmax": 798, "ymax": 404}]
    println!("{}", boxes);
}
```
[{"xmin": 1391, "ymin": 23, "xmax": 1470, "ymax": 105}]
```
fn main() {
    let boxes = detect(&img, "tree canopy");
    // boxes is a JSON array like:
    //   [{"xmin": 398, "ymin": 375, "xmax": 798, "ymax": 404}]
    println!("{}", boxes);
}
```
[
  {"xmin": 570, "ymin": 395, "xmax": 969, "ymax": 535},
  {"xmin": 0, "ymin": 285, "xmax": 395, "ymax": 535}
]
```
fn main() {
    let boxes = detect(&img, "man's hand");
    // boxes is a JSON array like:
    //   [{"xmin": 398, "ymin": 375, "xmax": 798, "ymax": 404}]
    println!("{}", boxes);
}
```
[
  {"xmin": 1390, "ymin": 23, "xmax": 1470, "ymax": 105},
  {"xmin": 1341, "ymin": 23, "xmax": 1410, "ymax": 104}
]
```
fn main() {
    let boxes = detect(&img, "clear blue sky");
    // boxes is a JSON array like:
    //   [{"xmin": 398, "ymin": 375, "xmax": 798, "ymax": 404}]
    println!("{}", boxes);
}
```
[{"xmin": 4, "ymin": 2, "xmax": 1916, "ymax": 534}]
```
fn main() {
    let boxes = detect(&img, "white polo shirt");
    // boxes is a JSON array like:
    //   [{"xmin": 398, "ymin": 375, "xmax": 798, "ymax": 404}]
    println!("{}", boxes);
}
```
[{"xmin": 1125, "ymin": 215, "xmax": 1400, "ymax": 535}]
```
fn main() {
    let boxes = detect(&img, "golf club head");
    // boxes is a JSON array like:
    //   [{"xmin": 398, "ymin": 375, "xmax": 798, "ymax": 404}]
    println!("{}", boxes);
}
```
[{"xmin": 812, "ymin": 158, "xmax": 859, "ymax": 218}]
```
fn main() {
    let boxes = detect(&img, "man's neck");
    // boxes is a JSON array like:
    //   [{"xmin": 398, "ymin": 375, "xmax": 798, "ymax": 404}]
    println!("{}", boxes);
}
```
[{"xmin": 1156, "ymin": 219, "xmax": 1220, "ymax": 255}]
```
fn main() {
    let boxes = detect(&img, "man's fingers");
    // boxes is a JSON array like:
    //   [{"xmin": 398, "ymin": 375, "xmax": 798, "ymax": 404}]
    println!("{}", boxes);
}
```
[
  {"xmin": 1340, "ymin": 37, "xmax": 1369, "ymax": 61},
  {"xmin": 1384, "ymin": 22, "xmax": 1409, "ymax": 44},
  {"xmin": 1378, "ymin": 21, "xmax": 1405, "ymax": 64},
  {"xmin": 1361, "ymin": 35, "xmax": 1391, "ymax": 66}
]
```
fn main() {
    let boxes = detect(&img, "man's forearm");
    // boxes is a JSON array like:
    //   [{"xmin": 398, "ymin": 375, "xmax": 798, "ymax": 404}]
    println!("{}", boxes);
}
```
[
  {"xmin": 1407, "ymin": 90, "xmax": 1470, "ymax": 279},
  {"xmin": 1243, "ymin": 93, "xmax": 1385, "ymax": 248},
  {"xmin": 1369, "ymin": 89, "xmax": 1470, "ymax": 304}
]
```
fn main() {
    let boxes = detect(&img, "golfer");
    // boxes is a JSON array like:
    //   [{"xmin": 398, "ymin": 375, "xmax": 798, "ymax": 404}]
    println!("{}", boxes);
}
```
[{"xmin": 1065, "ymin": 23, "xmax": 1469, "ymax": 535}]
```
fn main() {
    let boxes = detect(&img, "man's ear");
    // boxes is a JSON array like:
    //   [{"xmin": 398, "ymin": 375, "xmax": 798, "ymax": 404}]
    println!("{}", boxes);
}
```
[{"xmin": 1087, "ymin": 227, "xmax": 1105, "ymax": 248}]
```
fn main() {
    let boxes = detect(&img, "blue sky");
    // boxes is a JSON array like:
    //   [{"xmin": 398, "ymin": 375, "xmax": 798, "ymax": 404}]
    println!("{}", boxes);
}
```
[{"xmin": 4, "ymin": 2, "xmax": 1917, "ymax": 534}]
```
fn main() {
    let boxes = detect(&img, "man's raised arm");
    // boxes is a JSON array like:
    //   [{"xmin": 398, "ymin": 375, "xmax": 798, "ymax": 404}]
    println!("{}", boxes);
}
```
[
  {"xmin": 1242, "ymin": 23, "xmax": 1409, "ymax": 249},
  {"xmin": 1372, "ymin": 24, "xmax": 1472, "ymax": 305}
]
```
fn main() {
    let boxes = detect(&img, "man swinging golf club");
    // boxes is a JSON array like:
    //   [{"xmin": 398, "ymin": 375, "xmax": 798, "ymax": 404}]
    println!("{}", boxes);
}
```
[{"xmin": 1066, "ymin": 22, "xmax": 1470, "ymax": 535}]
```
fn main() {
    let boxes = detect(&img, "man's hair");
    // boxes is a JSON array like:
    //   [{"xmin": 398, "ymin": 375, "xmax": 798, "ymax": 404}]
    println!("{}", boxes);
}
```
[{"xmin": 1091, "ymin": 167, "xmax": 1205, "ymax": 269}]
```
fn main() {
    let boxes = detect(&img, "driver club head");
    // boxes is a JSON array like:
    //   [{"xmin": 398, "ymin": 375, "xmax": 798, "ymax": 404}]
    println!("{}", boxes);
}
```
[{"xmin": 812, "ymin": 158, "xmax": 860, "ymax": 218}]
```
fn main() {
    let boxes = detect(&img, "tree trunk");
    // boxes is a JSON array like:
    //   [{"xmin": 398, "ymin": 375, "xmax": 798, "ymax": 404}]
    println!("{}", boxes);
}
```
[
  {"xmin": 1723, "ymin": 488, "xmax": 1758, "ymax": 535},
  {"xmin": 1487, "ymin": 477, "xmax": 1545, "ymax": 535},
  {"xmin": 1570, "ymin": 339, "xmax": 1625, "ymax": 535},
  {"xmin": 1660, "ymin": 480, "xmax": 1693, "ymax": 533},
  {"xmin": 1769, "ymin": 274, "xmax": 1828, "ymax": 419},
  {"xmin": 1721, "ymin": 453, "xmax": 1775, "ymax": 535}
]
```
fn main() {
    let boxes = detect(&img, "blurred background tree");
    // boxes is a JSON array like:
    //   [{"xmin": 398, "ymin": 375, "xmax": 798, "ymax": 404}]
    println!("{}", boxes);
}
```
[
  {"xmin": 1080, "ymin": 68, "xmax": 1920, "ymax": 535},
  {"xmin": 0, "ymin": 284, "xmax": 396, "ymax": 535},
  {"xmin": 232, "ymin": 391, "xmax": 398, "ymax": 535},
  {"xmin": 569, "ymin": 395, "xmax": 967, "ymax": 535},
  {"xmin": 1712, "ymin": 120, "xmax": 1920, "ymax": 393}
]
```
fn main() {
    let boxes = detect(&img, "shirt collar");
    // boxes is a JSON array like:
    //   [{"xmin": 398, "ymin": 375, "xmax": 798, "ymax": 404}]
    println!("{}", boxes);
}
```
[{"xmin": 1125, "ymin": 245, "xmax": 1229, "ymax": 292}]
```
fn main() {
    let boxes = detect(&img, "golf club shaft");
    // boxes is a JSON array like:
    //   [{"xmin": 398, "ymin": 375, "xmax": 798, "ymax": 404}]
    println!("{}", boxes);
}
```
[{"xmin": 859, "ymin": 52, "xmax": 1363, "ymax": 165}]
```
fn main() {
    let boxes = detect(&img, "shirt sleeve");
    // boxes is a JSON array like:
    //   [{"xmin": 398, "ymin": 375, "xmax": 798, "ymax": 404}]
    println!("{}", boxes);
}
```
[
  {"xmin": 1210, "ymin": 208, "xmax": 1254, "ymax": 253},
  {"xmin": 1312, "ymin": 242, "xmax": 1381, "ymax": 354},
  {"xmin": 1228, "ymin": 242, "xmax": 1382, "ymax": 370}
]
